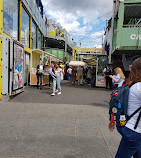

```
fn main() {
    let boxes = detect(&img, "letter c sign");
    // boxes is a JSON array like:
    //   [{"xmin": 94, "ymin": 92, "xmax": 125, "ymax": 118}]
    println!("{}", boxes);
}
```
[{"xmin": 130, "ymin": 34, "xmax": 136, "ymax": 40}]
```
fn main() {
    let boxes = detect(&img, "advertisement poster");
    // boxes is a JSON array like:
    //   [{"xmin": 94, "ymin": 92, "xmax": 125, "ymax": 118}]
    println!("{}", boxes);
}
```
[
  {"xmin": 96, "ymin": 76, "xmax": 106, "ymax": 87},
  {"xmin": 13, "ymin": 44, "xmax": 24, "ymax": 90}
]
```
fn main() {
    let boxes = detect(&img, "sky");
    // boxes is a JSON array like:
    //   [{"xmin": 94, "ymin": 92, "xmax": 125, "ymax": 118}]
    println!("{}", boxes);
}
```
[{"xmin": 42, "ymin": 0, "xmax": 114, "ymax": 48}]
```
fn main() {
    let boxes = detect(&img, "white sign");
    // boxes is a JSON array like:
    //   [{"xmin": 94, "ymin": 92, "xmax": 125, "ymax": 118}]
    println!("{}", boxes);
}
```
[{"xmin": 130, "ymin": 34, "xmax": 141, "ymax": 40}]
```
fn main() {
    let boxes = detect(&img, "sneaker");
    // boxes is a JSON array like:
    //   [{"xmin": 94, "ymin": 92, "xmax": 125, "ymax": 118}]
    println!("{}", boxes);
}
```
[
  {"xmin": 57, "ymin": 92, "xmax": 61, "ymax": 95},
  {"xmin": 55, "ymin": 90, "xmax": 58, "ymax": 93},
  {"xmin": 51, "ymin": 93, "xmax": 55, "ymax": 96}
]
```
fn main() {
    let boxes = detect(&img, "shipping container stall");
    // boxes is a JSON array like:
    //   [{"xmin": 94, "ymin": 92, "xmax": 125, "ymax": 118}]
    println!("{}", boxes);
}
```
[{"xmin": 30, "ymin": 49, "xmax": 49, "ymax": 86}]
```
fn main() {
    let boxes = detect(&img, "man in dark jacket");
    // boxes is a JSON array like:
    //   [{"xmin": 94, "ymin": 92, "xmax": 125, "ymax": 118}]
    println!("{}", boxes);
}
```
[
  {"xmin": 36, "ymin": 61, "xmax": 44, "ymax": 89},
  {"xmin": 103, "ymin": 64, "xmax": 112, "ymax": 89}
]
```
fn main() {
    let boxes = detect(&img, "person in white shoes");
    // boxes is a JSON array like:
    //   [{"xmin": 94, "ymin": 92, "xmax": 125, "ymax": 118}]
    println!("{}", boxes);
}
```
[{"xmin": 51, "ymin": 63, "xmax": 63, "ymax": 96}]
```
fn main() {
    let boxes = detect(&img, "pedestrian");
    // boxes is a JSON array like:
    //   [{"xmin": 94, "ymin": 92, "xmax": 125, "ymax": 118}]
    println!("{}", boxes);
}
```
[
  {"xmin": 67, "ymin": 67, "xmax": 72, "ymax": 81},
  {"xmin": 103, "ymin": 64, "xmax": 112, "ymax": 89},
  {"xmin": 77, "ymin": 66, "xmax": 83, "ymax": 85},
  {"xmin": 36, "ymin": 61, "xmax": 44, "ymax": 90},
  {"xmin": 87, "ymin": 67, "xmax": 91, "ymax": 85},
  {"xmin": 83, "ymin": 68, "xmax": 87, "ymax": 83},
  {"xmin": 51, "ymin": 63, "xmax": 63, "ymax": 96},
  {"xmin": 71, "ymin": 66, "xmax": 76, "ymax": 85},
  {"xmin": 91, "ymin": 67, "xmax": 96, "ymax": 87},
  {"xmin": 109, "ymin": 57, "xmax": 141, "ymax": 158},
  {"xmin": 48, "ymin": 62, "xmax": 55, "ymax": 89},
  {"xmin": 109, "ymin": 67, "xmax": 125, "ymax": 88}
]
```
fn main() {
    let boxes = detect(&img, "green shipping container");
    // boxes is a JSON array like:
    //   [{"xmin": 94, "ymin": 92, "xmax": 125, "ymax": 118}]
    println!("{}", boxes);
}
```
[
  {"xmin": 45, "ymin": 49, "xmax": 52, "ymax": 55},
  {"xmin": 52, "ymin": 49, "xmax": 58, "ymax": 57},
  {"xmin": 58, "ymin": 50, "xmax": 64, "ymax": 59}
]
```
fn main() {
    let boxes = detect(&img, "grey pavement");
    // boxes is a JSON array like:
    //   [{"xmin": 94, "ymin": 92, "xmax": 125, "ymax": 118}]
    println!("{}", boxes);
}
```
[{"xmin": 0, "ymin": 81, "xmax": 121, "ymax": 158}]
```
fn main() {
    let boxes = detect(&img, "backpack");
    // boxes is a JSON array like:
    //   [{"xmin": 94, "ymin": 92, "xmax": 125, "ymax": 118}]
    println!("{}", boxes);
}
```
[{"xmin": 109, "ymin": 82, "xmax": 141, "ymax": 129}]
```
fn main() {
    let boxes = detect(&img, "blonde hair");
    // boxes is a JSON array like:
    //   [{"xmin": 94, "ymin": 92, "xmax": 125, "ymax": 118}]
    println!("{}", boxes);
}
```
[{"xmin": 114, "ymin": 67, "xmax": 125, "ymax": 79}]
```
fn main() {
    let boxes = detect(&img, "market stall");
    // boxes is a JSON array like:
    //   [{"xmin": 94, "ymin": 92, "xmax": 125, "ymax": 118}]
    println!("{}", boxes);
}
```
[
  {"xmin": 30, "ymin": 50, "xmax": 49, "ymax": 86},
  {"xmin": 30, "ymin": 50, "xmax": 63, "ymax": 86},
  {"xmin": 96, "ymin": 55, "xmax": 108, "ymax": 87},
  {"xmin": 85, "ymin": 55, "xmax": 108, "ymax": 87}
]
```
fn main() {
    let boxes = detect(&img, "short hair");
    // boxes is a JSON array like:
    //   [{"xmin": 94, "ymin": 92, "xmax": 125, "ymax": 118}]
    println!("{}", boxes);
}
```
[{"xmin": 129, "ymin": 58, "xmax": 141, "ymax": 82}]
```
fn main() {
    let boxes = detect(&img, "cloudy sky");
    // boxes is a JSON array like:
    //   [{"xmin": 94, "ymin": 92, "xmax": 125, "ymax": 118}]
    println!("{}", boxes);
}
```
[{"xmin": 42, "ymin": 0, "xmax": 114, "ymax": 48}]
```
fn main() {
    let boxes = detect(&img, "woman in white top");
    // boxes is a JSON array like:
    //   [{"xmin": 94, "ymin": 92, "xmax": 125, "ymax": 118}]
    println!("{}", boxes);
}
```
[
  {"xmin": 109, "ymin": 58, "xmax": 141, "ymax": 158},
  {"xmin": 51, "ymin": 63, "xmax": 63, "ymax": 96},
  {"xmin": 109, "ymin": 67, "xmax": 125, "ymax": 88}
]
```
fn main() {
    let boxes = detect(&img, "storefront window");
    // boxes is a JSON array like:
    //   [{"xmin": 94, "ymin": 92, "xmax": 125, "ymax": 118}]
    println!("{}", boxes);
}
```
[
  {"xmin": 32, "ymin": 21, "xmax": 37, "ymax": 49},
  {"xmin": 37, "ymin": 29, "xmax": 42, "ymax": 49},
  {"xmin": 3, "ymin": 0, "xmax": 18, "ymax": 40},
  {"xmin": 21, "ymin": 6, "xmax": 30, "ymax": 47}
]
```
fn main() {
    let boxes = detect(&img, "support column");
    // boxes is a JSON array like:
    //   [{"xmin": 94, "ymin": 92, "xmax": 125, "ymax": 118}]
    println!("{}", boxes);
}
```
[
  {"xmin": 0, "ymin": 0, "xmax": 3, "ymax": 35},
  {"xmin": 65, "ymin": 41, "xmax": 67, "ymax": 57},
  {"xmin": 30, "ymin": 16, "xmax": 32, "ymax": 48},
  {"xmin": 64, "ymin": 32, "xmax": 67, "ymax": 59},
  {"xmin": 0, "ymin": 38, "xmax": 2, "ymax": 100},
  {"xmin": 73, "ymin": 49, "xmax": 76, "ymax": 61},
  {"xmin": 18, "ymin": 0, "xmax": 22, "ymax": 41},
  {"xmin": 0, "ymin": 0, "xmax": 3, "ymax": 100}
]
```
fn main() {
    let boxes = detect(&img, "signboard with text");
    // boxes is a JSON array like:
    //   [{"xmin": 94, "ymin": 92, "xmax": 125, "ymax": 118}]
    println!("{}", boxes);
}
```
[{"xmin": 121, "ymin": 28, "xmax": 141, "ymax": 47}]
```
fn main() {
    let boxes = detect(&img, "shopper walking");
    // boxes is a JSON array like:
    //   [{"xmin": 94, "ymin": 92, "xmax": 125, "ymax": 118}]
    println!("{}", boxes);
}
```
[
  {"xmin": 51, "ymin": 63, "xmax": 63, "ymax": 96},
  {"xmin": 77, "ymin": 66, "xmax": 83, "ymax": 85},
  {"xmin": 109, "ymin": 58, "xmax": 141, "ymax": 158},
  {"xmin": 109, "ymin": 67, "xmax": 125, "ymax": 88},
  {"xmin": 83, "ymin": 68, "xmax": 87, "ymax": 83},
  {"xmin": 67, "ymin": 67, "xmax": 72, "ymax": 81},
  {"xmin": 48, "ymin": 62, "xmax": 55, "ymax": 89},
  {"xmin": 103, "ymin": 64, "xmax": 112, "ymax": 89},
  {"xmin": 71, "ymin": 66, "xmax": 76, "ymax": 85},
  {"xmin": 87, "ymin": 67, "xmax": 92, "ymax": 85},
  {"xmin": 36, "ymin": 61, "xmax": 44, "ymax": 90}
]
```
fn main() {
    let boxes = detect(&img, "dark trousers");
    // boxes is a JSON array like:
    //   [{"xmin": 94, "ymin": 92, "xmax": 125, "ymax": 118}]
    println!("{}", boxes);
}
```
[
  {"xmin": 87, "ymin": 78, "xmax": 91, "ymax": 84},
  {"xmin": 106, "ymin": 76, "xmax": 112, "ymax": 89},
  {"xmin": 49, "ymin": 75, "xmax": 52, "ymax": 87},
  {"xmin": 37, "ymin": 74, "xmax": 43, "ymax": 89}
]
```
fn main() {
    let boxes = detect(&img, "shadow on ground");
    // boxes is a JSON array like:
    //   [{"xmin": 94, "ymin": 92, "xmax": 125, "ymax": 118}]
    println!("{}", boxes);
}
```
[{"xmin": 11, "ymin": 81, "xmax": 111, "ymax": 107}]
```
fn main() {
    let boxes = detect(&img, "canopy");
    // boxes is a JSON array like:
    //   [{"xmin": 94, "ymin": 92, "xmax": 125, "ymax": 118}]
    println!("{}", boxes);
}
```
[{"xmin": 69, "ymin": 61, "xmax": 86, "ymax": 66}]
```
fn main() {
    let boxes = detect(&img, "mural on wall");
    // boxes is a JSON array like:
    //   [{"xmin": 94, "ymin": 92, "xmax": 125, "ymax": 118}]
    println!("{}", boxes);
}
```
[{"xmin": 13, "ymin": 44, "xmax": 24, "ymax": 90}]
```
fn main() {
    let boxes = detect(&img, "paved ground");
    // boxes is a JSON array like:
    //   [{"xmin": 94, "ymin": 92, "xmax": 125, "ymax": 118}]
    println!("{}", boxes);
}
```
[
  {"xmin": 0, "ymin": 81, "xmax": 121, "ymax": 158},
  {"xmin": 12, "ymin": 81, "xmax": 111, "ymax": 106}
]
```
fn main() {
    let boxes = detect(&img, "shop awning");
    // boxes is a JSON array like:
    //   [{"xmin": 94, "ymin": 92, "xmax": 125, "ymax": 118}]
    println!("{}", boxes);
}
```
[{"xmin": 69, "ymin": 61, "xmax": 86, "ymax": 66}]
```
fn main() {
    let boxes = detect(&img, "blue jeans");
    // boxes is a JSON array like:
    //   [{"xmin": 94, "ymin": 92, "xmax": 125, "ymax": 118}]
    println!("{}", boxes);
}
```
[
  {"xmin": 68, "ymin": 74, "xmax": 71, "ymax": 81},
  {"xmin": 53, "ymin": 76, "xmax": 61, "ymax": 93},
  {"xmin": 115, "ymin": 127, "xmax": 141, "ymax": 158}
]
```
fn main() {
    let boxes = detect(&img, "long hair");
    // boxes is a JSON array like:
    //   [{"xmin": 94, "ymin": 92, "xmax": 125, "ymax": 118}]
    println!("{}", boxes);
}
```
[
  {"xmin": 129, "ymin": 58, "xmax": 141, "ymax": 82},
  {"xmin": 114, "ymin": 67, "xmax": 125, "ymax": 79}
]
